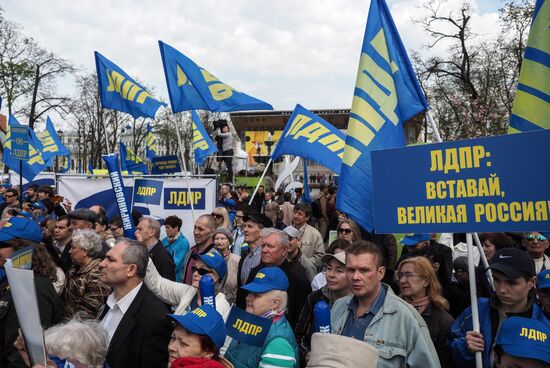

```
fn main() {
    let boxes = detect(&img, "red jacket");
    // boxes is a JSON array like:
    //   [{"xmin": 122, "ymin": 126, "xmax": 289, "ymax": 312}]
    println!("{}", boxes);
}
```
[{"xmin": 171, "ymin": 357, "xmax": 225, "ymax": 368}]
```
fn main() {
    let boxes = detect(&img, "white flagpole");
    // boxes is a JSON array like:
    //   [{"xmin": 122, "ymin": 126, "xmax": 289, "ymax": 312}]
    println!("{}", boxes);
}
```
[
  {"xmin": 249, "ymin": 158, "xmax": 272, "ymax": 206},
  {"xmin": 174, "ymin": 115, "xmax": 196, "ymax": 222},
  {"xmin": 473, "ymin": 232, "xmax": 495, "ymax": 290},
  {"xmin": 426, "ymin": 110, "xmax": 482, "ymax": 368}
]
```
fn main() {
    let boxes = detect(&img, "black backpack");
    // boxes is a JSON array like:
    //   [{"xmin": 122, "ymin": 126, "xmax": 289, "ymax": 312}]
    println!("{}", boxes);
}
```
[{"xmin": 310, "ymin": 198, "xmax": 322, "ymax": 219}]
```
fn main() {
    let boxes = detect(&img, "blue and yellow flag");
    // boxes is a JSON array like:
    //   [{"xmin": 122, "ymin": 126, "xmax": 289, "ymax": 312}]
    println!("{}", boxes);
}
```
[
  {"xmin": 39, "ymin": 116, "xmax": 70, "ymax": 167},
  {"xmin": 60, "ymin": 154, "xmax": 71, "ymax": 173},
  {"xmin": 158, "ymin": 41, "xmax": 273, "ymax": 113},
  {"xmin": 192, "ymin": 111, "xmax": 218, "ymax": 166},
  {"xmin": 120, "ymin": 141, "xmax": 148, "ymax": 174},
  {"xmin": 336, "ymin": 0, "xmax": 429, "ymax": 232},
  {"xmin": 2, "ymin": 115, "xmax": 47, "ymax": 181},
  {"xmin": 95, "ymin": 51, "xmax": 166, "ymax": 119},
  {"xmin": 509, "ymin": 0, "xmax": 550, "ymax": 132},
  {"xmin": 145, "ymin": 123, "xmax": 158, "ymax": 160},
  {"xmin": 271, "ymin": 104, "xmax": 346, "ymax": 174},
  {"xmin": 302, "ymin": 160, "xmax": 311, "ymax": 204}
]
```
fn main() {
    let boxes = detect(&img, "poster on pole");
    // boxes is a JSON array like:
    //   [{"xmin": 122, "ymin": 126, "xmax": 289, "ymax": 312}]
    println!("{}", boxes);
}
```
[{"xmin": 371, "ymin": 130, "xmax": 550, "ymax": 233}]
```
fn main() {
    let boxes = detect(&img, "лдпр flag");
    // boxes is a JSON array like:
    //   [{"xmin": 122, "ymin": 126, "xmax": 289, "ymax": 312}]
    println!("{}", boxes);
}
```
[
  {"xmin": 39, "ymin": 116, "xmax": 70, "ymax": 167},
  {"xmin": 145, "ymin": 123, "xmax": 159, "ymax": 160},
  {"xmin": 192, "ymin": 111, "xmax": 218, "ymax": 166},
  {"xmin": 336, "ymin": 0, "xmax": 429, "ymax": 232},
  {"xmin": 120, "ymin": 141, "xmax": 148, "ymax": 174},
  {"xmin": 2, "ymin": 115, "xmax": 48, "ymax": 182},
  {"xmin": 159, "ymin": 41, "xmax": 273, "ymax": 113},
  {"xmin": 95, "ymin": 51, "xmax": 166, "ymax": 119},
  {"xmin": 509, "ymin": 0, "xmax": 550, "ymax": 132},
  {"xmin": 271, "ymin": 104, "xmax": 346, "ymax": 175}
]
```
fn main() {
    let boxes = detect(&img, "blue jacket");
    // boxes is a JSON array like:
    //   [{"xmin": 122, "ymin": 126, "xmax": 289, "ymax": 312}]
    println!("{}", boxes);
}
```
[
  {"xmin": 225, "ymin": 315, "xmax": 299, "ymax": 368},
  {"xmin": 161, "ymin": 233, "xmax": 190, "ymax": 283},
  {"xmin": 449, "ymin": 297, "xmax": 550, "ymax": 367}
]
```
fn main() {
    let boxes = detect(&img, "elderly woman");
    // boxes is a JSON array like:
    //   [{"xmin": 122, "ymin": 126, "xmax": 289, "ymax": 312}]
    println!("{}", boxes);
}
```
[
  {"xmin": 295, "ymin": 252, "xmax": 351, "ymax": 366},
  {"xmin": 145, "ymin": 249, "xmax": 230, "ymax": 317},
  {"xmin": 396, "ymin": 256, "xmax": 454, "ymax": 367},
  {"xmin": 264, "ymin": 202, "xmax": 286, "ymax": 230},
  {"xmin": 336, "ymin": 219, "xmax": 361, "ymax": 243},
  {"xmin": 61, "ymin": 229, "xmax": 111, "ymax": 320},
  {"xmin": 212, "ymin": 207, "xmax": 232, "ymax": 231},
  {"xmin": 15, "ymin": 319, "xmax": 109, "ymax": 368},
  {"xmin": 225, "ymin": 267, "xmax": 299, "ymax": 368},
  {"xmin": 213, "ymin": 227, "xmax": 240, "ymax": 306},
  {"xmin": 168, "ymin": 305, "xmax": 231, "ymax": 368}
]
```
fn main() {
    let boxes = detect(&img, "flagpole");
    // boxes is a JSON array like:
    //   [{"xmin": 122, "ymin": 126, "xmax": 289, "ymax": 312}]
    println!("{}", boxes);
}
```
[
  {"xmin": 174, "ymin": 114, "xmax": 196, "ymax": 222},
  {"xmin": 249, "ymin": 158, "xmax": 272, "ymax": 206},
  {"xmin": 101, "ymin": 111, "xmax": 110, "ymax": 154},
  {"xmin": 473, "ymin": 232, "xmax": 494, "ymax": 290}
]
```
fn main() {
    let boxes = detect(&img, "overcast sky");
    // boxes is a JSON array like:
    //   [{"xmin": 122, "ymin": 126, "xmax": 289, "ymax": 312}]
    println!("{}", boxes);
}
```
[{"xmin": 3, "ymin": 0, "xmax": 503, "ymax": 119}]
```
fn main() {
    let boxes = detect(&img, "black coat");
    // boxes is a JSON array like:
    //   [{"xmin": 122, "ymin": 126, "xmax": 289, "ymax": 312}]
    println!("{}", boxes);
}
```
[
  {"xmin": 149, "ymin": 240, "xmax": 176, "ymax": 281},
  {"xmin": 99, "ymin": 284, "xmax": 172, "ymax": 368},
  {"xmin": 422, "ymin": 303, "xmax": 455, "ymax": 368}
]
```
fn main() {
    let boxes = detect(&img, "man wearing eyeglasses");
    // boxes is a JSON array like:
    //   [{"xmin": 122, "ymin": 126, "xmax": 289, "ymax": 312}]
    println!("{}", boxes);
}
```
[{"xmin": 521, "ymin": 232, "xmax": 550, "ymax": 274}]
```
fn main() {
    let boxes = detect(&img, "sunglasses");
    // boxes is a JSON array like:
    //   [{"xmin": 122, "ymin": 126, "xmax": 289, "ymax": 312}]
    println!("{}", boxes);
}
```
[
  {"xmin": 4, "ymin": 194, "xmax": 15, "ymax": 199},
  {"xmin": 525, "ymin": 234, "xmax": 547, "ymax": 241},
  {"xmin": 110, "ymin": 226, "xmax": 120, "ymax": 231},
  {"xmin": 211, "ymin": 213, "xmax": 223, "ymax": 219},
  {"xmin": 191, "ymin": 266, "xmax": 212, "ymax": 276},
  {"xmin": 338, "ymin": 228, "xmax": 352, "ymax": 234}
]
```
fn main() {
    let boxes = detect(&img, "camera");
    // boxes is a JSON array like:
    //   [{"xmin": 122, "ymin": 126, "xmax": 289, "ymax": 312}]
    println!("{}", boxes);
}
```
[{"xmin": 213, "ymin": 119, "xmax": 228, "ymax": 130}]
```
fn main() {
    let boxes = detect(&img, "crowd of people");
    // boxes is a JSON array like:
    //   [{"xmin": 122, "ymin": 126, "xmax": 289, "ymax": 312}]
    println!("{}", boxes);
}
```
[{"xmin": 0, "ymin": 181, "xmax": 549, "ymax": 368}]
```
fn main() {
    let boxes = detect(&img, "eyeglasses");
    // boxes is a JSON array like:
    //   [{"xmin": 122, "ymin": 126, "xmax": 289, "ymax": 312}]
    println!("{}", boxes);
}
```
[
  {"xmin": 110, "ymin": 226, "xmax": 120, "ymax": 231},
  {"xmin": 191, "ymin": 266, "xmax": 212, "ymax": 276},
  {"xmin": 211, "ymin": 213, "xmax": 223, "ymax": 219},
  {"xmin": 4, "ymin": 194, "xmax": 15, "ymax": 199},
  {"xmin": 338, "ymin": 228, "xmax": 352, "ymax": 234},
  {"xmin": 525, "ymin": 234, "xmax": 547, "ymax": 241},
  {"xmin": 397, "ymin": 272, "xmax": 423, "ymax": 280}
]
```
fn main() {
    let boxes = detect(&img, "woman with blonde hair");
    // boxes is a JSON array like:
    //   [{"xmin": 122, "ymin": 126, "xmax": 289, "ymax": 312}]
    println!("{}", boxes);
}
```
[
  {"xmin": 396, "ymin": 256, "xmax": 454, "ymax": 367},
  {"xmin": 336, "ymin": 219, "xmax": 361, "ymax": 243},
  {"xmin": 264, "ymin": 202, "xmax": 285, "ymax": 230},
  {"xmin": 211, "ymin": 207, "xmax": 232, "ymax": 231}
]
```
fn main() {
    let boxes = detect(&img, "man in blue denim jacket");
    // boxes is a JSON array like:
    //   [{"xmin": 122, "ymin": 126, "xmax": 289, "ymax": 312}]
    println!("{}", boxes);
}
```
[
  {"xmin": 449, "ymin": 248, "xmax": 549, "ymax": 367},
  {"xmin": 331, "ymin": 241, "xmax": 440, "ymax": 368}
]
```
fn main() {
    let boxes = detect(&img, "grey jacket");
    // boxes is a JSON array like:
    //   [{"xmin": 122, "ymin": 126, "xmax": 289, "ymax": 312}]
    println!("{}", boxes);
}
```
[{"xmin": 331, "ymin": 285, "xmax": 440, "ymax": 368}]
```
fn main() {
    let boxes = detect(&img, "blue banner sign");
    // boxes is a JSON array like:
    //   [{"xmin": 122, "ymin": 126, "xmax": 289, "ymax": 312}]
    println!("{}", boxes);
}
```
[
  {"xmin": 164, "ymin": 188, "xmax": 206, "ymax": 210},
  {"xmin": 151, "ymin": 155, "xmax": 181, "ymax": 174},
  {"xmin": 133, "ymin": 179, "xmax": 163, "ymax": 205},
  {"xmin": 11, "ymin": 126, "xmax": 29, "ymax": 161},
  {"xmin": 225, "ymin": 307, "xmax": 272, "ymax": 347},
  {"xmin": 372, "ymin": 130, "xmax": 550, "ymax": 233}
]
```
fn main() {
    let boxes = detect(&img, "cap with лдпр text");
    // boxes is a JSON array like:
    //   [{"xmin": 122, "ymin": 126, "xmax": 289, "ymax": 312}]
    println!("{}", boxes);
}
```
[
  {"xmin": 401, "ymin": 233, "xmax": 431, "ymax": 246},
  {"xmin": 168, "ymin": 304, "xmax": 226, "ymax": 352},
  {"xmin": 537, "ymin": 269, "xmax": 550, "ymax": 289},
  {"xmin": 495, "ymin": 316, "xmax": 550, "ymax": 364},
  {"xmin": 0, "ymin": 217, "xmax": 42, "ymax": 243},
  {"xmin": 489, "ymin": 248, "xmax": 535, "ymax": 279},
  {"xmin": 241, "ymin": 267, "xmax": 289, "ymax": 293},
  {"xmin": 191, "ymin": 250, "xmax": 227, "ymax": 281}
]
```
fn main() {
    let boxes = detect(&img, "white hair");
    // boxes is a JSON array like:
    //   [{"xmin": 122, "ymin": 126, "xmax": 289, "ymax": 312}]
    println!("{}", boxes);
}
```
[
  {"xmin": 45, "ymin": 319, "xmax": 109, "ymax": 368},
  {"xmin": 269, "ymin": 289, "xmax": 288, "ymax": 313}
]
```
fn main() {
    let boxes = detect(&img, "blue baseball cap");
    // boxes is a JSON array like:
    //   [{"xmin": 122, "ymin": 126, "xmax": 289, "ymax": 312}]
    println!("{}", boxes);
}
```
[
  {"xmin": 0, "ymin": 217, "xmax": 42, "ymax": 242},
  {"xmin": 401, "ymin": 234, "xmax": 431, "ymax": 246},
  {"xmin": 241, "ymin": 267, "xmax": 289, "ymax": 293},
  {"xmin": 537, "ymin": 270, "xmax": 550, "ymax": 289},
  {"xmin": 168, "ymin": 305, "xmax": 227, "ymax": 351},
  {"xmin": 30, "ymin": 201, "xmax": 46, "ymax": 211},
  {"xmin": 495, "ymin": 317, "xmax": 550, "ymax": 364},
  {"xmin": 192, "ymin": 250, "xmax": 227, "ymax": 281}
]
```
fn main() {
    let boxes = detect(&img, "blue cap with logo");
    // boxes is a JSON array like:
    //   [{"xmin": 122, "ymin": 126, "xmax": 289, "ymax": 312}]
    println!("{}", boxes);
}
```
[
  {"xmin": 168, "ymin": 305, "xmax": 227, "ymax": 351},
  {"xmin": 537, "ymin": 269, "xmax": 550, "ymax": 289},
  {"xmin": 192, "ymin": 250, "xmax": 227, "ymax": 281},
  {"xmin": 495, "ymin": 316, "xmax": 550, "ymax": 364},
  {"xmin": 241, "ymin": 267, "xmax": 289, "ymax": 293},
  {"xmin": 30, "ymin": 201, "xmax": 46, "ymax": 211},
  {"xmin": 0, "ymin": 217, "xmax": 42, "ymax": 243},
  {"xmin": 401, "ymin": 234, "xmax": 431, "ymax": 246}
]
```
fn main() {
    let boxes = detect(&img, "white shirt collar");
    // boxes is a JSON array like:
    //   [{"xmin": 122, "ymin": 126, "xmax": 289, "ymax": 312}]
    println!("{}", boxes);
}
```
[{"xmin": 106, "ymin": 282, "xmax": 143, "ymax": 314}]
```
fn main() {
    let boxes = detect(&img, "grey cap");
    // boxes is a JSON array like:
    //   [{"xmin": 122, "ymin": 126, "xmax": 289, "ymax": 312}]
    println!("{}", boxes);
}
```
[
  {"xmin": 68, "ymin": 208, "xmax": 98, "ymax": 223},
  {"xmin": 321, "ymin": 252, "xmax": 346, "ymax": 266},
  {"xmin": 214, "ymin": 227, "xmax": 234, "ymax": 244},
  {"xmin": 283, "ymin": 226, "xmax": 301, "ymax": 239}
]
